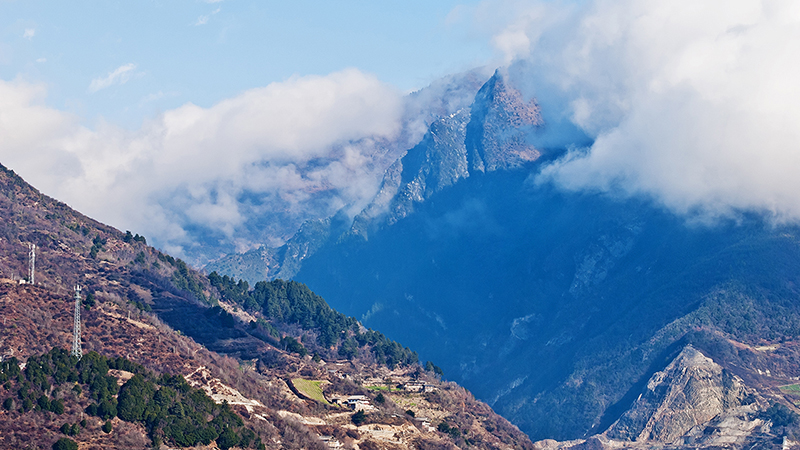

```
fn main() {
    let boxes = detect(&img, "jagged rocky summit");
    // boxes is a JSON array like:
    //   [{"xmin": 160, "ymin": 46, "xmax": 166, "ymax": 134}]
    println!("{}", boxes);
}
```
[
  {"xmin": 206, "ymin": 68, "xmax": 555, "ymax": 279},
  {"xmin": 607, "ymin": 345, "xmax": 751, "ymax": 443},
  {"xmin": 538, "ymin": 345, "xmax": 790, "ymax": 450}
]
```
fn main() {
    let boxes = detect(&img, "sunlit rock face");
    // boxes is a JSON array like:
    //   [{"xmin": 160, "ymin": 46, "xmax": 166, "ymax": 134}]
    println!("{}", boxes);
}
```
[
  {"xmin": 352, "ymin": 69, "xmax": 545, "ymax": 235},
  {"xmin": 465, "ymin": 70, "xmax": 543, "ymax": 174},
  {"xmin": 607, "ymin": 345, "xmax": 747, "ymax": 443}
]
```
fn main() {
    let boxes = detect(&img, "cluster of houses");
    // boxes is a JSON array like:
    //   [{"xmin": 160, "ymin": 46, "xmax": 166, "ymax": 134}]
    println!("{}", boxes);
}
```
[
  {"xmin": 415, "ymin": 416, "xmax": 435, "ymax": 432},
  {"xmin": 330, "ymin": 394, "xmax": 375, "ymax": 411},
  {"xmin": 327, "ymin": 382, "xmax": 436, "ymax": 412},
  {"xmin": 318, "ymin": 435, "xmax": 343, "ymax": 449},
  {"xmin": 398, "ymin": 380, "xmax": 437, "ymax": 393}
]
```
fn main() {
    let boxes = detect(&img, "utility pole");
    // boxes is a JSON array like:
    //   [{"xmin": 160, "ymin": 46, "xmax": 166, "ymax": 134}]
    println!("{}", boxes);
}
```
[
  {"xmin": 28, "ymin": 243, "xmax": 36, "ymax": 284},
  {"xmin": 71, "ymin": 285, "xmax": 82, "ymax": 360}
]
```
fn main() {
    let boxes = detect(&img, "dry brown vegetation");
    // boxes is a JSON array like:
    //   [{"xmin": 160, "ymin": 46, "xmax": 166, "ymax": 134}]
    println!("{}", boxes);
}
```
[{"xmin": 0, "ymin": 163, "xmax": 535, "ymax": 449}]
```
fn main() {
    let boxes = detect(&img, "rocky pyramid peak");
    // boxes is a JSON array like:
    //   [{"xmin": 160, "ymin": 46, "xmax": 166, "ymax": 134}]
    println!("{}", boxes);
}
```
[
  {"xmin": 348, "ymin": 71, "xmax": 546, "ymax": 237},
  {"xmin": 465, "ymin": 70, "xmax": 543, "ymax": 173},
  {"xmin": 606, "ymin": 345, "xmax": 750, "ymax": 443}
]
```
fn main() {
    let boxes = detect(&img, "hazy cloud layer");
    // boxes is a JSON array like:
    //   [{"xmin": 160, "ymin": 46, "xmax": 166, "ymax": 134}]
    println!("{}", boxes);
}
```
[
  {"xmin": 0, "ymin": 69, "xmax": 403, "ymax": 260},
  {"xmin": 480, "ymin": 0, "xmax": 800, "ymax": 221}
]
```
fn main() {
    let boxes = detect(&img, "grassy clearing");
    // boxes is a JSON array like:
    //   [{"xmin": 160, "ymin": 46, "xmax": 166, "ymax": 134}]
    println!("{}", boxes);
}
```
[
  {"xmin": 780, "ymin": 384, "xmax": 800, "ymax": 395},
  {"xmin": 292, "ymin": 379, "xmax": 330, "ymax": 404},
  {"xmin": 366, "ymin": 385, "xmax": 401, "ymax": 392}
]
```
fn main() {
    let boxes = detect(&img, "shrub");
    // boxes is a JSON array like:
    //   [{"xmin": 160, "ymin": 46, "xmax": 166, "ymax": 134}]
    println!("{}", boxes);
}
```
[
  {"xmin": 97, "ymin": 399, "xmax": 117, "ymax": 420},
  {"xmin": 764, "ymin": 403, "xmax": 798, "ymax": 427},
  {"xmin": 50, "ymin": 398, "xmax": 65, "ymax": 414},
  {"xmin": 52, "ymin": 438, "xmax": 78, "ymax": 450},
  {"xmin": 217, "ymin": 427, "xmax": 240, "ymax": 450},
  {"xmin": 85, "ymin": 403, "xmax": 98, "ymax": 416},
  {"xmin": 60, "ymin": 423, "xmax": 80, "ymax": 436},
  {"xmin": 102, "ymin": 420, "xmax": 113, "ymax": 433},
  {"xmin": 352, "ymin": 410, "xmax": 366, "ymax": 426},
  {"xmin": 438, "ymin": 421, "xmax": 461, "ymax": 438}
]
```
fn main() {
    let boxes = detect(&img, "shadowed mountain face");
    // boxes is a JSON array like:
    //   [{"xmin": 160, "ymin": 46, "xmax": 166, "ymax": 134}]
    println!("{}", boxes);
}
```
[{"xmin": 294, "ymin": 167, "xmax": 800, "ymax": 440}]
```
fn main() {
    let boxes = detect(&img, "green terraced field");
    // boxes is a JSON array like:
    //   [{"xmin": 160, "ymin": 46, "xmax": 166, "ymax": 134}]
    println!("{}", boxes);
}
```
[
  {"xmin": 292, "ymin": 378, "xmax": 330, "ymax": 404},
  {"xmin": 779, "ymin": 384, "xmax": 800, "ymax": 395}
]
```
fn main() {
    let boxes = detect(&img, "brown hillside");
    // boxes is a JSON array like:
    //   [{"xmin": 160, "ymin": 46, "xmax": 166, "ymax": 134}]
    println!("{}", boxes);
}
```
[{"xmin": 0, "ymin": 163, "xmax": 534, "ymax": 449}]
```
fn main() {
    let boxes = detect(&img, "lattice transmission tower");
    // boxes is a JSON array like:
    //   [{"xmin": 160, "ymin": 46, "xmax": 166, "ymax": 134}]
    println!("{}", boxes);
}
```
[
  {"xmin": 71, "ymin": 285, "xmax": 82, "ymax": 360},
  {"xmin": 28, "ymin": 243, "xmax": 35, "ymax": 284}
]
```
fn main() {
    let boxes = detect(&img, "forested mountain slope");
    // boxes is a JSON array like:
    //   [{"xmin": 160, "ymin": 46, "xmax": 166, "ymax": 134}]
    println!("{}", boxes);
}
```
[{"xmin": 296, "ymin": 164, "xmax": 800, "ymax": 441}]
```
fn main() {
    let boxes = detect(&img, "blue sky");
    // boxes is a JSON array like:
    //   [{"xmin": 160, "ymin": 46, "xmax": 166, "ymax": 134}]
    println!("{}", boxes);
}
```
[
  {"xmin": 1, "ymin": 0, "xmax": 799, "ymax": 263},
  {"xmin": 1, "ymin": 0, "xmax": 493, "ymax": 128}
]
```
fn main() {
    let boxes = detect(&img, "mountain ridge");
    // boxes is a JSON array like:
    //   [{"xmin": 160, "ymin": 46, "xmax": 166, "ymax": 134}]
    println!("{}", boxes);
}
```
[
  {"xmin": 192, "ymin": 68, "xmax": 800, "ymax": 445},
  {"xmin": 205, "ymin": 69, "xmax": 549, "ymax": 280}
]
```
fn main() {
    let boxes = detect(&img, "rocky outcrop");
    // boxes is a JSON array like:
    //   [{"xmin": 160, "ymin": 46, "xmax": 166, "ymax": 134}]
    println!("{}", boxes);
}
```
[
  {"xmin": 351, "ymin": 70, "xmax": 544, "ymax": 236},
  {"xmin": 465, "ymin": 70, "xmax": 542, "ymax": 173},
  {"xmin": 205, "ymin": 215, "xmax": 344, "ymax": 281},
  {"xmin": 353, "ymin": 109, "xmax": 470, "ymax": 230},
  {"xmin": 606, "ymin": 345, "xmax": 750, "ymax": 443},
  {"xmin": 533, "ymin": 346, "xmax": 776, "ymax": 450}
]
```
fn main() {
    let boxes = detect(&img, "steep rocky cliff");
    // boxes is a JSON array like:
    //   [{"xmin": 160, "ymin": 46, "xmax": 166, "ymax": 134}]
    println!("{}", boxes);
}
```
[
  {"xmin": 351, "ymin": 70, "xmax": 544, "ymax": 236},
  {"xmin": 464, "ymin": 70, "xmax": 542, "ymax": 173},
  {"xmin": 606, "ymin": 345, "xmax": 750, "ymax": 443},
  {"xmin": 536, "ymin": 345, "xmax": 797, "ymax": 450}
]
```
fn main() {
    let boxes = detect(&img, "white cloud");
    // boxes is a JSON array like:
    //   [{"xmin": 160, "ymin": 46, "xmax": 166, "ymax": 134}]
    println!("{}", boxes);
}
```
[
  {"xmin": 88, "ymin": 63, "xmax": 137, "ymax": 93},
  {"xmin": 195, "ymin": 7, "xmax": 221, "ymax": 26},
  {"xmin": 478, "ymin": 0, "xmax": 800, "ymax": 222},
  {"xmin": 36, "ymin": 58, "xmax": 46, "ymax": 63},
  {"xmin": 0, "ymin": 69, "xmax": 403, "ymax": 261},
  {"xmin": 23, "ymin": 28, "xmax": 35, "ymax": 40}
]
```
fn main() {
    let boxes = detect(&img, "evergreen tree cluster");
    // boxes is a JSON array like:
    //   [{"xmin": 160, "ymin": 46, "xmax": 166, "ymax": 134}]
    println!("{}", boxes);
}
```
[
  {"xmin": 52, "ymin": 438, "xmax": 78, "ymax": 450},
  {"xmin": 171, "ymin": 258, "xmax": 208, "ymax": 303},
  {"xmin": 0, "ymin": 348, "xmax": 265, "ymax": 449},
  {"xmin": 209, "ymin": 273, "xmax": 418, "ymax": 367},
  {"xmin": 88, "ymin": 235, "xmax": 107, "ymax": 259},
  {"xmin": 763, "ymin": 402, "xmax": 799, "ymax": 428},
  {"xmin": 123, "ymin": 230, "xmax": 147, "ymax": 245}
]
